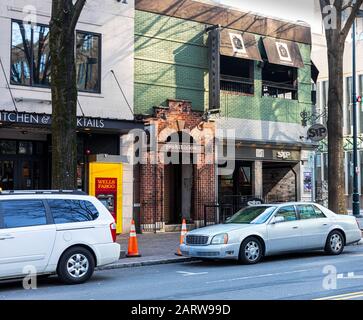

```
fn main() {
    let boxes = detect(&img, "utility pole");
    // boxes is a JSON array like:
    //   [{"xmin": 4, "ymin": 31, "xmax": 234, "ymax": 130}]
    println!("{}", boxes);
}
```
[{"xmin": 352, "ymin": 11, "xmax": 363, "ymax": 217}]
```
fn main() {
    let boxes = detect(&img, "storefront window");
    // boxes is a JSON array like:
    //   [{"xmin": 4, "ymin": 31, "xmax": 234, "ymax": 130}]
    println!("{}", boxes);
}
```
[
  {"xmin": 0, "ymin": 140, "xmax": 16, "ymax": 155},
  {"xmin": 11, "ymin": 20, "xmax": 101, "ymax": 93},
  {"xmin": 18, "ymin": 141, "xmax": 33, "ymax": 155}
]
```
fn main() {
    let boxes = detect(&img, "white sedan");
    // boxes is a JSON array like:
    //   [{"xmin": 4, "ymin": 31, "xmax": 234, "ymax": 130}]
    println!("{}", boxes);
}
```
[{"xmin": 180, "ymin": 202, "xmax": 362, "ymax": 264}]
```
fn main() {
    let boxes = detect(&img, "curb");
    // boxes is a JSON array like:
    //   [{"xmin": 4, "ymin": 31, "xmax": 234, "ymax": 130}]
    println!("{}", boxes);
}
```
[{"xmin": 96, "ymin": 257, "xmax": 194, "ymax": 271}]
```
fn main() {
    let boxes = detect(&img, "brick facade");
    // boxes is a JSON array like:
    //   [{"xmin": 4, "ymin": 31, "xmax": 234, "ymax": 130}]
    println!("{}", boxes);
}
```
[{"xmin": 139, "ymin": 99, "xmax": 216, "ymax": 230}]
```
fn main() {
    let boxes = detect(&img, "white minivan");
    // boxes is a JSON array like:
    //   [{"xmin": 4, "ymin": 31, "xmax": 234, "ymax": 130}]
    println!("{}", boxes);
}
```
[{"xmin": 0, "ymin": 190, "xmax": 121, "ymax": 284}]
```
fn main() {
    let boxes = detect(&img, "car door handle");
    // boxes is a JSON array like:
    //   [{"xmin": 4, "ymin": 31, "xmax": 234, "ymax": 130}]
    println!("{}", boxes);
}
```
[
  {"xmin": 0, "ymin": 234, "xmax": 15, "ymax": 240},
  {"xmin": 292, "ymin": 226, "xmax": 299, "ymax": 229},
  {"xmin": 323, "ymin": 223, "xmax": 328, "ymax": 226}
]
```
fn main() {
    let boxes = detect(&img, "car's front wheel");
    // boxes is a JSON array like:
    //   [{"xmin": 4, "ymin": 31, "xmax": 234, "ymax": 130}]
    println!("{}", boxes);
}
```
[
  {"xmin": 325, "ymin": 230, "xmax": 345, "ymax": 255},
  {"xmin": 239, "ymin": 237, "xmax": 263, "ymax": 264},
  {"xmin": 57, "ymin": 246, "xmax": 95, "ymax": 285}
]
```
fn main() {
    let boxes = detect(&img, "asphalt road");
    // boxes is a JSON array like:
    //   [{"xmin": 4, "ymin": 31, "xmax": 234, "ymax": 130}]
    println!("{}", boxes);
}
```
[{"xmin": 2, "ymin": 245, "xmax": 363, "ymax": 300}]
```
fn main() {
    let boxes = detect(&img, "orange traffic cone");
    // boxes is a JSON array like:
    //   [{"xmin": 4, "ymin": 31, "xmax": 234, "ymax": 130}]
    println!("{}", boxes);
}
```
[
  {"xmin": 126, "ymin": 219, "xmax": 141, "ymax": 257},
  {"xmin": 176, "ymin": 218, "xmax": 187, "ymax": 256}
]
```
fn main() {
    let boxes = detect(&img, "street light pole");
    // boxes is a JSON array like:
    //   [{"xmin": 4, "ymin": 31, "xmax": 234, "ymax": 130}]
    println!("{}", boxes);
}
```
[{"xmin": 352, "ymin": 18, "xmax": 361, "ymax": 217}]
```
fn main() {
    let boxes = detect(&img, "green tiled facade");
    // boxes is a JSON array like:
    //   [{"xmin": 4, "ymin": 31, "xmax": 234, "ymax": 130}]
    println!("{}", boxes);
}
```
[{"xmin": 134, "ymin": 10, "xmax": 312, "ymax": 124}]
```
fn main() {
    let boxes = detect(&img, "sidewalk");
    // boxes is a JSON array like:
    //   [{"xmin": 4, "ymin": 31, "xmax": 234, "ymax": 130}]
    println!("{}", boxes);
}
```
[{"xmin": 97, "ymin": 232, "xmax": 193, "ymax": 271}]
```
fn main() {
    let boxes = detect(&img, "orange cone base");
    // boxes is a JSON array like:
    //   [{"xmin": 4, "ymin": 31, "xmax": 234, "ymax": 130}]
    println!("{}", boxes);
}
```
[{"xmin": 126, "ymin": 253, "xmax": 142, "ymax": 258}]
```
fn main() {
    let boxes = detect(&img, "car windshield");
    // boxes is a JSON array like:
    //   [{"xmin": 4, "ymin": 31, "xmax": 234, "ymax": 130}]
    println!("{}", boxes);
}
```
[{"xmin": 225, "ymin": 206, "xmax": 276, "ymax": 224}]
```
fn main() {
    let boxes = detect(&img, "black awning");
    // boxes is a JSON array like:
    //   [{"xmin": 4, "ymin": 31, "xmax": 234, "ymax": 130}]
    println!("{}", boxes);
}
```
[
  {"xmin": 262, "ymin": 37, "xmax": 304, "ymax": 68},
  {"xmin": 311, "ymin": 60, "xmax": 319, "ymax": 83},
  {"xmin": 220, "ymin": 28, "xmax": 262, "ymax": 61}
]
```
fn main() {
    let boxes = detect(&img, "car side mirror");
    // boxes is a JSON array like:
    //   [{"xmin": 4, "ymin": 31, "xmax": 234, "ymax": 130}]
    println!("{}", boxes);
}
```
[{"xmin": 272, "ymin": 216, "xmax": 285, "ymax": 224}]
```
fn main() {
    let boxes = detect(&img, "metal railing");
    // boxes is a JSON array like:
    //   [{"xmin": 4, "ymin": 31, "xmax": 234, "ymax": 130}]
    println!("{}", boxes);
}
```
[
  {"xmin": 262, "ymin": 80, "xmax": 298, "ymax": 100},
  {"xmin": 220, "ymin": 74, "xmax": 254, "ymax": 95}
]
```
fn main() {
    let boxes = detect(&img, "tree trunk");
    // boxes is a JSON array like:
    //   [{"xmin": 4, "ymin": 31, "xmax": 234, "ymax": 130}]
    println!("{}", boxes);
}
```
[
  {"xmin": 49, "ymin": 0, "xmax": 85, "ymax": 189},
  {"xmin": 326, "ymin": 33, "xmax": 346, "ymax": 214}
]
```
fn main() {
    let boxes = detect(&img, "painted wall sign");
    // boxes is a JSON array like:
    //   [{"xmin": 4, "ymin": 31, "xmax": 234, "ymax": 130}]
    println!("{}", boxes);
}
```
[
  {"xmin": 0, "ymin": 110, "xmax": 142, "ymax": 131},
  {"xmin": 160, "ymin": 142, "xmax": 203, "ymax": 154}
]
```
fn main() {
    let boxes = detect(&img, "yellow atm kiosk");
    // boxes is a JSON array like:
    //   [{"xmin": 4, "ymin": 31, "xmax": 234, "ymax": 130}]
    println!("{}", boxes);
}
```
[{"xmin": 88, "ymin": 155, "xmax": 123, "ymax": 234}]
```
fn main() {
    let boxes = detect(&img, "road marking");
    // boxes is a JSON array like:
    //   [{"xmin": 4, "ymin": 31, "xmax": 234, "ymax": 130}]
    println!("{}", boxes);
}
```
[
  {"xmin": 176, "ymin": 271, "xmax": 209, "ymax": 277},
  {"xmin": 205, "ymin": 269, "xmax": 309, "ymax": 284},
  {"xmin": 315, "ymin": 291, "xmax": 363, "ymax": 300}
]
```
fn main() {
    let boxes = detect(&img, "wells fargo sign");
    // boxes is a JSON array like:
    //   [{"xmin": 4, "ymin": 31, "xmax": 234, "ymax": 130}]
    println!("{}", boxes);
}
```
[{"xmin": 95, "ymin": 178, "xmax": 117, "ymax": 192}]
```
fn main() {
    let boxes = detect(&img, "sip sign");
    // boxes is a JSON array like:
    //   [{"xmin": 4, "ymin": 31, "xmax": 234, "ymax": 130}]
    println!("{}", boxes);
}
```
[{"xmin": 307, "ymin": 124, "xmax": 327, "ymax": 142}]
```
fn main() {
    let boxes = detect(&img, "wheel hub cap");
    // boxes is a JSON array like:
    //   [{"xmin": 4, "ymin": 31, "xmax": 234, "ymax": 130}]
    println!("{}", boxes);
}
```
[
  {"xmin": 67, "ymin": 254, "xmax": 89, "ymax": 278},
  {"xmin": 245, "ymin": 241, "xmax": 260, "ymax": 261},
  {"xmin": 330, "ymin": 234, "xmax": 342, "ymax": 252}
]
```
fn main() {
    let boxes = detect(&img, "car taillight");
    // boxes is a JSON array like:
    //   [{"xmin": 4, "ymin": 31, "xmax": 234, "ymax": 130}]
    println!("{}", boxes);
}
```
[
  {"xmin": 356, "ymin": 218, "xmax": 361, "ymax": 230},
  {"xmin": 110, "ymin": 222, "xmax": 117, "ymax": 242}
]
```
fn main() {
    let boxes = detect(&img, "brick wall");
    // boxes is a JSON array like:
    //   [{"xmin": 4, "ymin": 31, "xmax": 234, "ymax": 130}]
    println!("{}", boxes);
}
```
[{"xmin": 139, "ymin": 100, "xmax": 216, "ymax": 229}]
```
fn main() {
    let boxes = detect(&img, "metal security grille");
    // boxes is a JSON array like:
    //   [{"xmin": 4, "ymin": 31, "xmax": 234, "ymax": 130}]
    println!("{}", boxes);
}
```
[{"xmin": 186, "ymin": 235, "xmax": 209, "ymax": 245}]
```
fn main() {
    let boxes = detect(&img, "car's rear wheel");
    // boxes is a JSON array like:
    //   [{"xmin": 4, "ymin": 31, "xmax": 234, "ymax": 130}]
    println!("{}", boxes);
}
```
[
  {"xmin": 325, "ymin": 230, "xmax": 345, "ymax": 255},
  {"xmin": 57, "ymin": 247, "xmax": 95, "ymax": 285},
  {"xmin": 239, "ymin": 237, "xmax": 263, "ymax": 264}
]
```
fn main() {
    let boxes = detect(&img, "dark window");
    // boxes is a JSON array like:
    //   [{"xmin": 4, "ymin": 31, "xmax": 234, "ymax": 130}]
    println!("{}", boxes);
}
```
[
  {"xmin": 0, "ymin": 140, "xmax": 16, "ymax": 155},
  {"xmin": 220, "ymin": 55, "xmax": 254, "ymax": 95},
  {"xmin": 262, "ymin": 63, "xmax": 298, "ymax": 100},
  {"xmin": 275, "ymin": 206, "xmax": 297, "ymax": 222},
  {"xmin": 18, "ymin": 141, "xmax": 33, "ymax": 155},
  {"xmin": 48, "ymin": 199, "xmax": 99, "ymax": 224},
  {"xmin": 297, "ymin": 205, "xmax": 326, "ymax": 220},
  {"xmin": 76, "ymin": 32, "xmax": 101, "ymax": 93},
  {"xmin": 0, "ymin": 200, "xmax": 47, "ymax": 228},
  {"xmin": 10, "ymin": 20, "xmax": 101, "ymax": 93}
]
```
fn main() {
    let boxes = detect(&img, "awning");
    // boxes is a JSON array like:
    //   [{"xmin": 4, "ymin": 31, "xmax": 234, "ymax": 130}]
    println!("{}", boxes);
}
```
[
  {"xmin": 220, "ymin": 28, "xmax": 262, "ymax": 61},
  {"xmin": 311, "ymin": 60, "xmax": 319, "ymax": 83},
  {"xmin": 262, "ymin": 37, "xmax": 304, "ymax": 68}
]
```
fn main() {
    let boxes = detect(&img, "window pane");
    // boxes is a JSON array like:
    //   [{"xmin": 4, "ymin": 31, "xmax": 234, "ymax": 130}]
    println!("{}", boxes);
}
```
[
  {"xmin": 18, "ymin": 141, "xmax": 33, "ymax": 155},
  {"xmin": 76, "ymin": 33, "xmax": 100, "ymax": 92},
  {"xmin": 0, "ymin": 140, "xmax": 16, "ymax": 154},
  {"xmin": 33, "ymin": 25, "xmax": 51, "ymax": 86},
  {"xmin": 48, "ymin": 199, "xmax": 99, "ymax": 224},
  {"xmin": 1, "ymin": 200, "xmax": 47, "ymax": 228},
  {"xmin": 275, "ymin": 206, "xmax": 297, "ymax": 222},
  {"xmin": 11, "ymin": 21, "xmax": 32, "ymax": 85},
  {"xmin": 298, "ymin": 205, "xmax": 318, "ymax": 220},
  {"xmin": 312, "ymin": 205, "xmax": 326, "ymax": 218}
]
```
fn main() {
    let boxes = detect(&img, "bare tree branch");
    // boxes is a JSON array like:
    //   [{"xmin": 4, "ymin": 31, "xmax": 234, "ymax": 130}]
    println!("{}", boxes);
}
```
[
  {"xmin": 69, "ymin": 0, "xmax": 86, "ymax": 35},
  {"xmin": 341, "ymin": 0, "xmax": 363, "ymax": 39},
  {"xmin": 342, "ymin": 0, "xmax": 354, "ymax": 11}
]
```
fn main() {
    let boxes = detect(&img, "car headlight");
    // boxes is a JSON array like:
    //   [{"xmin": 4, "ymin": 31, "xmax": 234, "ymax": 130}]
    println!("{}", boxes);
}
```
[{"xmin": 211, "ymin": 233, "xmax": 228, "ymax": 245}]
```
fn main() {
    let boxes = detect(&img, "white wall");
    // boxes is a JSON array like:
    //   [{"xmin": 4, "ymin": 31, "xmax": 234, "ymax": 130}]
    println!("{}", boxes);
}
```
[{"xmin": 0, "ymin": 0, "xmax": 134, "ymax": 120}]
